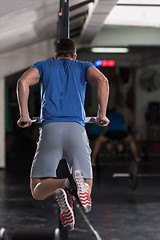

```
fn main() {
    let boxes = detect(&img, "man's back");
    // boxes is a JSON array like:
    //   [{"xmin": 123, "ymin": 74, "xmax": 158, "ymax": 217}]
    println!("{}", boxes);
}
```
[{"xmin": 33, "ymin": 58, "xmax": 93, "ymax": 127}]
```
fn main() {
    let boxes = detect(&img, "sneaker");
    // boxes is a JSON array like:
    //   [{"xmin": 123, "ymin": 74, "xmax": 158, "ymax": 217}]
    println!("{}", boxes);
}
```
[
  {"xmin": 128, "ymin": 161, "xmax": 138, "ymax": 190},
  {"xmin": 54, "ymin": 188, "xmax": 75, "ymax": 231},
  {"xmin": 65, "ymin": 170, "xmax": 92, "ymax": 213}
]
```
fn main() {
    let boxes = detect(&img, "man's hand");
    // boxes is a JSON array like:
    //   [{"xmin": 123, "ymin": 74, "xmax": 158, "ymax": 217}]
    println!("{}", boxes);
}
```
[
  {"xmin": 96, "ymin": 116, "xmax": 110, "ymax": 127},
  {"xmin": 17, "ymin": 116, "xmax": 32, "ymax": 128}
]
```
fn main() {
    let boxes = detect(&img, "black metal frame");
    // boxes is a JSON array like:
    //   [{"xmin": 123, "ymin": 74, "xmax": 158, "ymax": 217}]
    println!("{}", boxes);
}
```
[
  {"xmin": 57, "ymin": 1, "xmax": 70, "ymax": 239},
  {"xmin": 69, "ymin": 0, "xmax": 94, "ymax": 11},
  {"xmin": 57, "ymin": 0, "xmax": 70, "ymax": 40}
]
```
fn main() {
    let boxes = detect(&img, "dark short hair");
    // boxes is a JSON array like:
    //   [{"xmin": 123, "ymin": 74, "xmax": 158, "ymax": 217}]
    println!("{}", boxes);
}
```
[{"xmin": 55, "ymin": 38, "xmax": 76, "ymax": 58}]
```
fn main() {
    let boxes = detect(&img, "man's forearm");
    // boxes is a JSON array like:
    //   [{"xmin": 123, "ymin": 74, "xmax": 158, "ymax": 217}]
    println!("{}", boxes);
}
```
[
  {"xmin": 97, "ymin": 77, "xmax": 109, "ymax": 118},
  {"xmin": 17, "ymin": 79, "xmax": 30, "ymax": 118}
]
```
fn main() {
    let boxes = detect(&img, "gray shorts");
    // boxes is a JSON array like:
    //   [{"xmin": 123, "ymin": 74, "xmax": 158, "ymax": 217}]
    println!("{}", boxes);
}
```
[{"xmin": 30, "ymin": 122, "xmax": 93, "ymax": 179}]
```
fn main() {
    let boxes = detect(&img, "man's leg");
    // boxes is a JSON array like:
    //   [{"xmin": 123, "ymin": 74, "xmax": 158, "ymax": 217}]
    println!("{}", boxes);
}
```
[
  {"xmin": 29, "ymin": 160, "xmax": 92, "ymax": 200},
  {"xmin": 30, "ymin": 177, "xmax": 66, "ymax": 200},
  {"xmin": 30, "ymin": 176, "xmax": 92, "ymax": 231},
  {"xmin": 92, "ymin": 135, "xmax": 108, "ymax": 163},
  {"xmin": 84, "ymin": 178, "xmax": 92, "ymax": 195},
  {"xmin": 64, "ymin": 171, "xmax": 92, "ymax": 212},
  {"xmin": 124, "ymin": 135, "xmax": 140, "ymax": 162},
  {"xmin": 30, "ymin": 177, "xmax": 92, "ymax": 200},
  {"xmin": 124, "ymin": 135, "xmax": 140, "ymax": 190}
]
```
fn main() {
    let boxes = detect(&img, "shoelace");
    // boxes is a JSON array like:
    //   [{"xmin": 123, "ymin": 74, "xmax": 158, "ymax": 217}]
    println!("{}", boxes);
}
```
[
  {"xmin": 55, "ymin": 195, "xmax": 68, "ymax": 211},
  {"xmin": 75, "ymin": 174, "xmax": 86, "ymax": 191}
]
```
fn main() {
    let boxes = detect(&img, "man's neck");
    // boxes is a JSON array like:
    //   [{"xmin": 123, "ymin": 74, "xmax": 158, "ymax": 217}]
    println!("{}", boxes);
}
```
[{"xmin": 58, "ymin": 57, "xmax": 72, "ymax": 59}]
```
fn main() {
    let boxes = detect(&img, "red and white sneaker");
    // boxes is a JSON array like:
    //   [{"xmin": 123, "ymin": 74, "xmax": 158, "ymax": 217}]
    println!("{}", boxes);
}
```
[
  {"xmin": 54, "ymin": 188, "xmax": 75, "ymax": 231},
  {"xmin": 66, "ymin": 170, "xmax": 92, "ymax": 213}
]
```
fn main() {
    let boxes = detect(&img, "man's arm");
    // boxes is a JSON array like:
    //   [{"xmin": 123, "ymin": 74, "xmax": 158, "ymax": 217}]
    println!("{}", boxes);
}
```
[
  {"xmin": 86, "ymin": 66, "xmax": 110, "ymax": 127},
  {"xmin": 17, "ymin": 67, "xmax": 40, "ymax": 128}
]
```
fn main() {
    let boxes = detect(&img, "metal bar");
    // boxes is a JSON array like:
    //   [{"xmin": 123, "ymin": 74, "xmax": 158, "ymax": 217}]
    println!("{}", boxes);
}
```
[
  {"xmin": 69, "ymin": 0, "xmax": 94, "ymax": 12},
  {"xmin": 70, "ymin": 26, "xmax": 82, "ymax": 34},
  {"xmin": 58, "ymin": 0, "xmax": 70, "ymax": 40},
  {"xmin": 57, "ymin": 1, "xmax": 70, "ymax": 239},
  {"xmin": 70, "ymin": 27, "xmax": 82, "ymax": 38},
  {"xmin": 71, "ymin": 32, "xmax": 81, "ymax": 38},
  {"xmin": 70, "ymin": 10, "xmax": 88, "ymax": 21},
  {"xmin": 56, "ymin": 160, "xmax": 69, "ymax": 240}
]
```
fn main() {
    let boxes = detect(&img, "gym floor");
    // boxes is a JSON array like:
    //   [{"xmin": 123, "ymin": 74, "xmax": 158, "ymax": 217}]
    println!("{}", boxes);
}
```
[{"xmin": 0, "ymin": 154, "xmax": 160, "ymax": 240}]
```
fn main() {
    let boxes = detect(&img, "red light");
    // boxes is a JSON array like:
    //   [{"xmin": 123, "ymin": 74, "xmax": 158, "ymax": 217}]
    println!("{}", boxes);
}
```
[
  {"xmin": 108, "ymin": 60, "xmax": 115, "ymax": 67},
  {"xmin": 101, "ymin": 60, "xmax": 115, "ymax": 67},
  {"xmin": 101, "ymin": 60, "xmax": 108, "ymax": 67}
]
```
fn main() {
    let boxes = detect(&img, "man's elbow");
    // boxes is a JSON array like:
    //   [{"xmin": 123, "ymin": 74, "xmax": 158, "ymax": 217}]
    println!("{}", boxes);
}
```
[
  {"xmin": 99, "ymin": 76, "xmax": 109, "ymax": 88},
  {"xmin": 17, "ymin": 76, "xmax": 28, "ymax": 87},
  {"xmin": 17, "ymin": 77, "xmax": 27, "ymax": 94}
]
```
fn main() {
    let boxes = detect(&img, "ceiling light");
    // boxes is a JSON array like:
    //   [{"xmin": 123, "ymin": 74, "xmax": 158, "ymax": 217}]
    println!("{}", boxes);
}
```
[
  {"xmin": 117, "ymin": 0, "xmax": 160, "ymax": 4},
  {"xmin": 91, "ymin": 47, "xmax": 129, "ymax": 53},
  {"xmin": 104, "ymin": 3, "xmax": 160, "ymax": 28}
]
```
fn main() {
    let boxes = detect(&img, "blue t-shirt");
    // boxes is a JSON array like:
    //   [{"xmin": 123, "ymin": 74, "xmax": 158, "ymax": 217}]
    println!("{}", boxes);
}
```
[
  {"xmin": 106, "ymin": 112, "xmax": 126, "ymax": 131},
  {"xmin": 32, "ymin": 59, "xmax": 94, "ymax": 127}
]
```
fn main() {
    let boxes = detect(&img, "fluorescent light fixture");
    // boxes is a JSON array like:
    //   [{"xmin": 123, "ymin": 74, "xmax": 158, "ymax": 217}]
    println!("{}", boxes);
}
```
[
  {"xmin": 91, "ymin": 47, "xmax": 129, "ymax": 53},
  {"xmin": 118, "ymin": 0, "xmax": 160, "ymax": 4},
  {"xmin": 104, "ymin": 1, "xmax": 160, "ymax": 28}
]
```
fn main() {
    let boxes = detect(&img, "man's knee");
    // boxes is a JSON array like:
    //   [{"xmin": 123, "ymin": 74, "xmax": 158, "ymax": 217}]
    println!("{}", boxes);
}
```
[
  {"xmin": 125, "ymin": 134, "xmax": 133, "ymax": 143},
  {"xmin": 30, "ymin": 178, "xmax": 45, "ymax": 200},
  {"xmin": 96, "ymin": 135, "xmax": 107, "ymax": 145}
]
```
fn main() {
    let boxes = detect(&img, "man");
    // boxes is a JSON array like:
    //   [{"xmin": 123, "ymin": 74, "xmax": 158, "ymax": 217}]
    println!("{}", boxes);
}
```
[
  {"xmin": 92, "ymin": 110, "xmax": 140, "ymax": 163},
  {"xmin": 92, "ymin": 109, "xmax": 140, "ymax": 190},
  {"xmin": 17, "ymin": 39, "xmax": 109, "ymax": 231}
]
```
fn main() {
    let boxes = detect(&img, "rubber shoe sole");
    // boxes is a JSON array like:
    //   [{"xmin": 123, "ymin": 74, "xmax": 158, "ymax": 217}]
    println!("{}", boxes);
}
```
[
  {"xmin": 54, "ymin": 188, "xmax": 75, "ymax": 231},
  {"xmin": 73, "ymin": 170, "xmax": 92, "ymax": 213}
]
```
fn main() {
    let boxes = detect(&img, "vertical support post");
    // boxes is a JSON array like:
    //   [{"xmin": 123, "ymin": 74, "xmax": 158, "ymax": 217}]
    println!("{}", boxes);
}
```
[
  {"xmin": 58, "ymin": 0, "xmax": 70, "ymax": 40},
  {"xmin": 57, "ymin": 1, "xmax": 70, "ymax": 239},
  {"xmin": 0, "ymin": 78, "xmax": 5, "ymax": 168}
]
